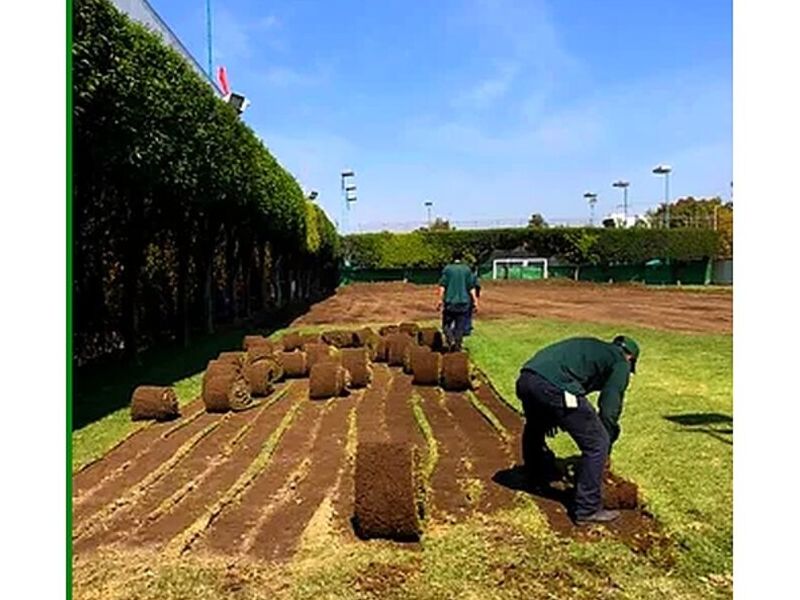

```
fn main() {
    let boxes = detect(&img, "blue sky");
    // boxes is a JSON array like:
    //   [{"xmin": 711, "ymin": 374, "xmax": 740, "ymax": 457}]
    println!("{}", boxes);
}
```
[{"xmin": 150, "ymin": 0, "xmax": 732, "ymax": 231}]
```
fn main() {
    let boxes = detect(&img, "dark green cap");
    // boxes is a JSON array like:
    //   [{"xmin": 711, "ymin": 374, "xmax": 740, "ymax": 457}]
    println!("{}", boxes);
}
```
[{"xmin": 613, "ymin": 335, "xmax": 640, "ymax": 373}]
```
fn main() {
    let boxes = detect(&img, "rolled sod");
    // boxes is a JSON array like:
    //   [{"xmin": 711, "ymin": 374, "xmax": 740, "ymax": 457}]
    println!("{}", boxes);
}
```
[
  {"xmin": 387, "ymin": 334, "xmax": 415, "ymax": 367},
  {"xmin": 354, "ymin": 441, "xmax": 421, "ymax": 541},
  {"xmin": 378, "ymin": 324, "xmax": 400, "ymax": 336},
  {"xmin": 216, "ymin": 351, "xmax": 244, "ymax": 369},
  {"xmin": 246, "ymin": 343, "xmax": 276, "ymax": 366},
  {"xmin": 203, "ymin": 369, "xmax": 248, "ymax": 413},
  {"xmin": 441, "ymin": 352, "xmax": 471, "ymax": 391},
  {"xmin": 412, "ymin": 350, "xmax": 442, "ymax": 386},
  {"xmin": 243, "ymin": 335, "xmax": 272, "ymax": 351},
  {"xmin": 309, "ymin": 362, "xmax": 350, "ymax": 399},
  {"xmin": 244, "ymin": 357, "xmax": 283, "ymax": 396},
  {"xmin": 403, "ymin": 345, "xmax": 430, "ymax": 375},
  {"xmin": 353, "ymin": 327, "xmax": 380, "ymax": 352},
  {"xmin": 282, "ymin": 332, "xmax": 304, "ymax": 352},
  {"xmin": 418, "ymin": 327, "xmax": 445, "ymax": 352},
  {"xmin": 602, "ymin": 471, "xmax": 639, "ymax": 509},
  {"xmin": 277, "ymin": 351, "xmax": 308, "ymax": 378},
  {"xmin": 300, "ymin": 333, "xmax": 323, "ymax": 348},
  {"xmin": 399, "ymin": 322, "xmax": 420, "ymax": 337},
  {"xmin": 130, "ymin": 386, "xmax": 180, "ymax": 421},
  {"xmin": 322, "ymin": 329, "xmax": 357, "ymax": 348},
  {"xmin": 341, "ymin": 348, "xmax": 373, "ymax": 388},
  {"xmin": 306, "ymin": 342, "xmax": 342, "ymax": 370},
  {"xmin": 373, "ymin": 337, "xmax": 389, "ymax": 363}
]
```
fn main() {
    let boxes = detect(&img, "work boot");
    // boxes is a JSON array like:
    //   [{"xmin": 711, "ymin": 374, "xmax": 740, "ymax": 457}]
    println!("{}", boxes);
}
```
[{"xmin": 574, "ymin": 509, "xmax": 620, "ymax": 525}]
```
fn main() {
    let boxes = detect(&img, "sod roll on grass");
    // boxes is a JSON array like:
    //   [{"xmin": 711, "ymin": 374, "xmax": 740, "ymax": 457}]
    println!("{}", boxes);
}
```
[
  {"xmin": 379, "ymin": 324, "xmax": 400, "ymax": 336},
  {"xmin": 300, "ymin": 333, "xmax": 323, "ymax": 348},
  {"xmin": 373, "ymin": 337, "xmax": 389, "ymax": 363},
  {"xmin": 130, "ymin": 386, "xmax": 180, "ymax": 421},
  {"xmin": 354, "ymin": 441, "xmax": 421, "ymax": 541},
  {"xmin": 418, "ymin": 327, "xmax": 445, "ymax": 352},
  {"xmin": 282, "ymin": 332, "xmax": 304, "ymax": 352},
  {"xmin": 245, "ymin": 343, "xmax": 276, "ymax": 366},
  {"xmin": 306, "ymin": 342, "xmax": 342, "ymax": 370},
  {"xmin": 387, "ymin": 334, "xmax": 414, "ymax": 367},
  {"xmin": 309, "ymin": 362, "xmax": 351, "ymax": 399},
  {"xmin": 403, "ymin": 345, "xmax": 430, "ymax": 375},
  {"xmin": 399, "ymin": 322, "xmax": 421, "ymax": 337},
  {"xmin": 216, "ymin": 351, "xmax": 245, "ymax": 369},
  {"xmin": 412, "ymin": 350, "xmax": 442, "ymax": 386},
  {"xmin": 341, "ymin": 348, "xmax": 373, "ymax": 388},
  {"xmin": 441, "ymin": 352, "xmax": 471, "ymax": 391},
  {"xmin": 203, "ymin": 365, "xmax": 249, "ymax": 413},
  {"xmin": 353, "ymin": 327, "xmax": 380, "ymax": 358},
  {"xmin": 277, "ymin": 351, "xmax": 308, "ymax": 378},
  {"xmin": 322, "ymin": 330, "xmax": 357, "ymax": 348},
  {"xmin": 244, "ymin": 357, "xmax": 283, "ymax": 396},
  {"xmin": 242, "ymin": 335, "xmax": 272, "ymax": 351}
]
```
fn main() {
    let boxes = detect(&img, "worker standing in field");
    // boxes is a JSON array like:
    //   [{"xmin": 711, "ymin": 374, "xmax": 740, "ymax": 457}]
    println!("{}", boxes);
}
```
[
  {"xmin": 464, "ymin": 265, "xmax": 481, "ymax": 337},
  {"xmin": 515, "ymin": 335, "xmax": 640, "ymax": 524},
  {"xmin": 437, "ymin": 249, "xmax": 478, "ymax": 351}
]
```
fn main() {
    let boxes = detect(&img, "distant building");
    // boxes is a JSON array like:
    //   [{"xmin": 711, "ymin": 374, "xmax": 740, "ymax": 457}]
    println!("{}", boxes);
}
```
[
  {"xmin": 109, "ymin": 0, "xmax": 221, "ymax": 94},
  {"xmin": 602, "ymin": 212, "xmax": 649, "ymax": 228}
]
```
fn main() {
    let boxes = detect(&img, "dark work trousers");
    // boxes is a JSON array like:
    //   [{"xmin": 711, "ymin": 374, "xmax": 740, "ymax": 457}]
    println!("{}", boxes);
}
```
[
  {"xmin": 442, "ymin": 302, "xmax": 470, "ymax": 351},
  {"xmin": 464, "ymin": 301, "xmax": 475, "ymax": 336},
  {"xmin": 515, "ymin": 369, "xmax": 610, "ymax": 518}
]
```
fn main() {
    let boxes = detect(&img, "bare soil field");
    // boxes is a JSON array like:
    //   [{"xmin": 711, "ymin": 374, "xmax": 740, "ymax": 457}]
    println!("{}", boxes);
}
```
[{"xmin": 292, "ymin": 280, "xmax": 731, "ymax": 334}]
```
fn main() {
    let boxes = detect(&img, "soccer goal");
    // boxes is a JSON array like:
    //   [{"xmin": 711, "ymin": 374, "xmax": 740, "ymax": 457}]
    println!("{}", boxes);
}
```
[{"xmin": 492, "ymin": 257, "xmax": 549, "ymax": 280}]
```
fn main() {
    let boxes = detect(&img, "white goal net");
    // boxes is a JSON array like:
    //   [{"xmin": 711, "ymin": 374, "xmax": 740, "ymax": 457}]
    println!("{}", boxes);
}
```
[{"xmin": 492, "ymin": 258, "xmax": 549, "ymax": 280}]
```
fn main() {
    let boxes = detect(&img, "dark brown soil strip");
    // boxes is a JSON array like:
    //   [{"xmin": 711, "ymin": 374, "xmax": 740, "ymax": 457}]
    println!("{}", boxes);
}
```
[
  {"xmin": 72, "ymin": 407, "xmax": 220, "ymax": 529},
  {"xmin": 247, "ymin": 392, "xmax": 358, "ymax": 561},
  {"xmin": 416, "ymin": 388, "xmax": 475, "ymax": 522},
  {"xmin": 197, "ymin": 391, "xmax": 329, "ymax": 556},
  {"xmin": 73, "ymin": 399, "xmax": 205, "ymax": 495},
  {"xmin": 442, "ymin": 391, "xmax": 518, "ymax": 514},
  {"xmin": 385, "ymin": 370, "xmax": 426, "ymax": 450},
  {"xmin": 77, "ymin": 393, "xmax": 281, "ymax": 552},
  {"xmin": 123, "ymin": 383, "xmax": 305, "ymax": 551}
]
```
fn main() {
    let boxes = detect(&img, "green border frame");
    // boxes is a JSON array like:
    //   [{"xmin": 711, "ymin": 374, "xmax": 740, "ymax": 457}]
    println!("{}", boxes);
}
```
[{"xmin": 67, "ymin": 0, "xmax": 73, "ymax": 598}]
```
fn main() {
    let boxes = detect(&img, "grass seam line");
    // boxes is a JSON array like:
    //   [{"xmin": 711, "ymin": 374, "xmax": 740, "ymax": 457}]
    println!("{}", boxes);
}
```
[
  {"xmin": 142, "ymin": 388, "xmax": 291, "ymax": 525},
  {"xmin": 472, "ymin": 366, "xmax": 523, "ymax": 415},
  {"xmin": 72, "ymin": 414, "xmax": 227, "ymax": 541},
  {"xmin": 411, "ymin": 392, "xmax": 440, "ymax": 507},
  {"xmin": 72, "ymin": 421, "xmax": 153, "ymax": 475},
  {"xmin": 163, "ymin": 397, "xmax": 304, "ymax": 557},
  {"xmin": 465, "ymin": 390, "xmax": 510, "ymax": 443}
]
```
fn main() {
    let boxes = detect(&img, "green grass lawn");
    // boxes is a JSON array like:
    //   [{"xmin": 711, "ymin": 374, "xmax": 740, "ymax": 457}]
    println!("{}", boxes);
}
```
[
  {"xmin": 465, "ymin": 319, "xmax": 732, "ymax": 582},
  {"xmin": 72, "ymin": 317, "xmax": 732, "ymax": 599}
]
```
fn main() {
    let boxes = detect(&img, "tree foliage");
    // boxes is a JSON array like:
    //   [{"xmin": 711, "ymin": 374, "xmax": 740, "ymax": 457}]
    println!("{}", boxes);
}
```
[
  {"xmin": 647, "ymin": 196, "xmax": 732, "ymax": 257},
  {"xmin": 73, "ymin": 0, "xmax": 339, "ymax": 365}
]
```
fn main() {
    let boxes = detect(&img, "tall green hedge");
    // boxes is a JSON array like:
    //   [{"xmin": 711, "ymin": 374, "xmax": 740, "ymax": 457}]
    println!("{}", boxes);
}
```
[
  {"xmin": 342, "ymin": 228, "xmax": 720, "ymax": 269},
  {"xmin": 74, "ymin": 0, "xmax": 339, "ymax": 365}
]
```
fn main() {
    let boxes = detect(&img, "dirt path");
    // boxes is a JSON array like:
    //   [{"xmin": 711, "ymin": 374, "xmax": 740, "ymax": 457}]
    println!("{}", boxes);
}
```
[{"xmin": 294, "ymin": 281, "xmax": 731, "ymax": 334}]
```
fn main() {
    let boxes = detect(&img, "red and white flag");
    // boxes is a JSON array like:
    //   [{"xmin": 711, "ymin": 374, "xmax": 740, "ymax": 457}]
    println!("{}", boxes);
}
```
[{"xmin": 217, "ymin": 66, "xmax": 231, "ymax": 96}]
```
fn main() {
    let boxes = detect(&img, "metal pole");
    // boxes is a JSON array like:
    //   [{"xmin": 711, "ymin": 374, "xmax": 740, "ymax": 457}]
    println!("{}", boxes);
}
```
[
  {"xmin": 206, "ymin": 0, "xmax": 213, "ymax": 79},
  {"xmin": 623, "ymin": 186, "xmax": 628, "ymax": 222},
  {"xmin": 664, "ymin": 172, "xmax": 670, "ymax": 229}
]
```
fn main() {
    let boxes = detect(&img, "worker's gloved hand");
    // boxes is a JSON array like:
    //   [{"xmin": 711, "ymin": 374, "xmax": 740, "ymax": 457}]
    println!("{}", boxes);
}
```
[{"xmin": 545, "ymin": 425, "xmax": 559, "ymax": 438}]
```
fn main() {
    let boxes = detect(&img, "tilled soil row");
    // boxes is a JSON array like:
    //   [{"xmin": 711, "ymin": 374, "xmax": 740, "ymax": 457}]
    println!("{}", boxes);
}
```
[
  {"xmin": 77, "ymin": 389, "xmax": 292, "ymax": 553},
  {"xmin": 73, "ymin": 399, "xmax": 207, "ymax": 502}
]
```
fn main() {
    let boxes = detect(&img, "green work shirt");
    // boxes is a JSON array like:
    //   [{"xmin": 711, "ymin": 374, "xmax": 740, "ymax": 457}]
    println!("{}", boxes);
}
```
[
  {"xmin": 439, "ymin": 262, "xmax": 475, "ymax": 305},
  {"xmin": 522, "ymin": 337, "xmax": 632, "ymax": 445}
]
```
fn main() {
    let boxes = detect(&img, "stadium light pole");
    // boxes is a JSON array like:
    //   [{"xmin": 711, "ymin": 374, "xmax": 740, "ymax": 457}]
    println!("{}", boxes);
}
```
[
  {"xmin": 206, "ymin": 0, "xmax": 213, "ymax": 79},
  {"xmin": 652, "ymin": 164, "xmax": 672, "ymax": 228},
  {"xmin": 612, "ymin": 180, "xmax": 630, "ymax": 225},
  {"xmin": 424, "ymin": 201, "xmax": 433, "ymax": 227},
  {"xmin": 583, "ymin": 192, "xmax": 598, "ymax": 226},
  {"xmin": 308, "ymin": 190, "xmax": 318, "ymax": 201},
  {"xmin": 341, "ymin": 170, "xmax": 355, "ymax": 235}
]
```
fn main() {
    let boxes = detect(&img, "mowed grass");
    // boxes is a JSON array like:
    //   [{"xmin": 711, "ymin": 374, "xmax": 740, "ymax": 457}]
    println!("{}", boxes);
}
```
[
  {"xmin": 72, "ymin": 317, "xmax": 732, "ymax": 599},
  {"xmin": 464, "ymin": 319, "xmax": 732, "ymax": 581}
]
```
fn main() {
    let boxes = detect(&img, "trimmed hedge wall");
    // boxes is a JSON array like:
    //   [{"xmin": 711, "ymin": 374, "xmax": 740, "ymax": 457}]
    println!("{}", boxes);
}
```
[
  {"xmin": 342, "ymin": 228, "xmax": 720, "ymax": 269},
  {"xmin": 74, "ymin": 0, "xmax": 339, "ymax": 365}
]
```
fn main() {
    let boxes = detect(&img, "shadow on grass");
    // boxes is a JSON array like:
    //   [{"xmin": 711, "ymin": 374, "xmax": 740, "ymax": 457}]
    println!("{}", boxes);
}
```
[
  {"xmin": 492, "ymin": 463, "xmax": 574, "ymax": 510},
  {"xmin": 73, "ymin": 305, "xmax": 308, "ymax": 431},
  {"xmin": 663, "ymin": 412, "xmax": 733, "ymax": 446}
]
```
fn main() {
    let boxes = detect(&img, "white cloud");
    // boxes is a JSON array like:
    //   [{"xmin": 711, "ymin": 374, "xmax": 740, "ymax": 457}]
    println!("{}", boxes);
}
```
[{"xmin": 453, "ymin": 63, "xmax": 519, "ymax": 109}]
